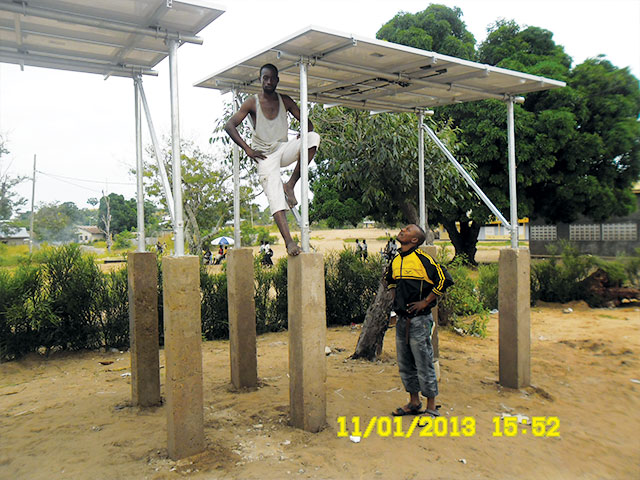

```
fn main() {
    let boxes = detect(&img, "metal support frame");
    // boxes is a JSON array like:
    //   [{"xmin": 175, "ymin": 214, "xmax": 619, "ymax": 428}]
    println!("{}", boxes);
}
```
[
  {"xmin": 136, "ymin": 77, "xmax": 175, "ymax": 225},
  {"xmin": 506, "ymin": 97, "xmax": 519, "ymax": 248},
  {"xmin": 168, "ymin": 39, "xmax": 184, "ymax": 256},
  {"xmin": 0, "ymin": 1, "xmax": 204, "ymax": 45},
  {"xmin": 134, "ymin": 79, "xmax": 145, "ymax": 252},
  {"xmin": 232, "ymin": 89, "xmax": 241, "ymax": 247},
  {"xmin": 417, "ymin": 111, "xmax": 426, "ymax": 233},
  {"xmin": 299, "ymin": 60, "xmax": 310, "ymax": 252},
  {"xmin": 421, "ymin": 122, "xmax": 511, "ymax": 229}
]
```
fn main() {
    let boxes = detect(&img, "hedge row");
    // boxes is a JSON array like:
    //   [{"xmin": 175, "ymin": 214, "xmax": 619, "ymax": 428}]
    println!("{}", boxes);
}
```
[{"xmin": 0, "ymin": 246, "xmax": 382, "ymax": 362}]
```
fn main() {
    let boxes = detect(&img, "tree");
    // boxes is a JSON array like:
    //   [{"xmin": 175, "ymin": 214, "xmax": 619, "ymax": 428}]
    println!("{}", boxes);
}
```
[
  {"xmin": 0, "ymin": 136, "xmax": 27, "ymax": 234},
  {"xmin": 144, "ymin": 139, "xmax": 236, "ymax": 255},
  {"xmin": 33, "ymin": 201, "xmax": 82, "ymax": 242},
  {"xmin": 378, "ymin": 10, "xmax": 640, "ymax": 263},
  {"xmin": 376, "ymin": 4, "xmax": 476, "ymax": 60},
  {"xmin": 310, "ymin": 105, "xmax": 475, "ymax": 240}
]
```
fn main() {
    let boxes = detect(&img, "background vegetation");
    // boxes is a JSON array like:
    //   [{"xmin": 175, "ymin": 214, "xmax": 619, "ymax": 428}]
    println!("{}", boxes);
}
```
[{"xmin": 2, "ymin": 244, "xmax": 637, "ymax": 362}]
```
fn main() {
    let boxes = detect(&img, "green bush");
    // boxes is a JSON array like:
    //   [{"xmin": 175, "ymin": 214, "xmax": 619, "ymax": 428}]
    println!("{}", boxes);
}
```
[
  {"xmin": 41, "ymin": 244, "xmax": 105, "ymax": 351},
  {"xmin": 254, "ymin": 256, "xmax": 288, "ymax": 333},
  {"xmin": 618, "ymin": 248, "xmax": 640, "ymax": 287},
  {"xmin": 531, "ymin": 242, "xmax": 597, "ymax": 303},
  {"xmin": 324, "ymin": 248, "xmax": 384, "ymax": 325},
  {"xmin": 99, "ymin": 267, "xmax": 129, "ymax": 349},
  {"xmin": 113, "ymin": 231, "xmax": 135, "ymax": 250},
  {"xmin": 478, "ymin": 263, "xmax": 499, "ymax": 311},
  {"xmin": 0, "ymin": 263, "xmax": 52, "ymax": 361},
  {"xmin": 439, "ymin": 257, "xmax": 489, "ymax": 337},
  {"xmin": 200, "ymin": 266, "xmax": 228, "ymax": 340}
]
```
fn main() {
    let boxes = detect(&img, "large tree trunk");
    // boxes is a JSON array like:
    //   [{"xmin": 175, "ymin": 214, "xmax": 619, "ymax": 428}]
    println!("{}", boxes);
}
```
[
  {"xmin": 352, "ymin": 271, "xmax": 394, "ymax": 360},
  {"xmin": 442, "ymin": 219, "xmax": 481, "ymax": 265}
]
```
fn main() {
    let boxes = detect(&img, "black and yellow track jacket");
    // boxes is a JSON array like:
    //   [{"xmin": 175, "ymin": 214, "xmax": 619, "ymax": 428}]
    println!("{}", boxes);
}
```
[{"xmin": 385, "ymin": 246, "xmax": 454, "ymax": 317}]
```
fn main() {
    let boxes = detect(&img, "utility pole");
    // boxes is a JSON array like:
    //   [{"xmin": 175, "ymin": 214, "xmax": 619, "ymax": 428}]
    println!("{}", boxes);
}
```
[{"xmin": 29, "ymin": 154, "xmax": 36, "ymax": 253}]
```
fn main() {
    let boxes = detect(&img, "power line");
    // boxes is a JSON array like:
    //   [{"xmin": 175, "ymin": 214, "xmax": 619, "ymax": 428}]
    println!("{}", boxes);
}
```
[
  {"xmin": 36, "ymin": 172, "xmax": 101, "ymax": 193},
  {"xmin": 36, "ymin": 170, "xmax": 136, "ymax": 185}
]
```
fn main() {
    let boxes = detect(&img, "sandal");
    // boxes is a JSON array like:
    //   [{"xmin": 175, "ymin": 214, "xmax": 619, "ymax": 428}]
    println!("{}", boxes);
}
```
[{"xmin": 391, "ymin": 402, "xmax": 423, "ymax": 416}]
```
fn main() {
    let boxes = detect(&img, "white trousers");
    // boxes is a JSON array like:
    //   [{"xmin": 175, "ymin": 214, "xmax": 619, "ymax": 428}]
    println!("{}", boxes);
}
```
[{"xmin": 257, "ymin": 131, "xmax": 320, "ymax": 215}]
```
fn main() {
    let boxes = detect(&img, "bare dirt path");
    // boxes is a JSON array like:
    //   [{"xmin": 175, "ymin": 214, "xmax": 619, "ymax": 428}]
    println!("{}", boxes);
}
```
[{"xmin": 1, "ymin": 302, "xmax": 638, "ymax": 479}]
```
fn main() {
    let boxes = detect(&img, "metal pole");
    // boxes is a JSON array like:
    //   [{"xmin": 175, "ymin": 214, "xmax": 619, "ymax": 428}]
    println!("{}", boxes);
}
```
[
  {"xmin": 418, "ymin": 112, "xmax": 426, "ymax": 233},
  {"xmin": 299, "ymin": 60, "xmax": 310, "ymax": 252},
  {"xmin": 506, "ymin": 97, "xmax": 519, "ymax": 248},
  {"xmin": 137, "ymin": 77, "xmax": 175, "ymax": 224},
  {"xmin": 29, "ymin": 154, "xmax": 36, "ymax": 253},
  {"xmin": 134, "ymin": 78, "xmax": 145, "ymax": 252},
  {"xmin": 232, "ymin": 89, "xmax": 241, "ymax": 247},
  {"xmin": 168, "ymin": 39, "xmax": 184, "ymax": 256},
  {"xmin": 422, "ymin": 123, "xmax": 511, "ymax": 229},
  {"xmin": 0, "ymin": 2, "xmax": 204, "ymax": 45}
]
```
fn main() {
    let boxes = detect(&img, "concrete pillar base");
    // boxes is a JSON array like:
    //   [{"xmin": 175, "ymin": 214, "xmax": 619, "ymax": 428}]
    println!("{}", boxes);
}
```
[
  {"xmin": 227, "ymin": 248, "xmax": 257, "ymax": 389},
  {"xmin": 498, "ymin": 248, "xmax": 531, "ymax": 389},
  {"xmin": 163, "ymin": 256, "xmax": 205, "ymax": 460},
  {"xmin": 288, "ymin": 253, "xmax": 327, "ymax": 432},
  {"xmin": 128, "ymin": 252, "xmax": 160, "ymax": 407}
]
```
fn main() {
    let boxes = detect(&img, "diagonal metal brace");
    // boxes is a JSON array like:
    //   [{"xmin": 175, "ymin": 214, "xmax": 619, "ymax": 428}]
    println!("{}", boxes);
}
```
[{"xmin": 421, "ymin": 122, "xmax": 511, "ymax": 229}]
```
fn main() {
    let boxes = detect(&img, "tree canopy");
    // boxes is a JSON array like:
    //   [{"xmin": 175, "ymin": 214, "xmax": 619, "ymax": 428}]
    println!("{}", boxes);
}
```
[
  {"xmin": 370, "ymin": 5, "xmax": 640, "ymax": 263},
  {"xmin": 144, "ymin": 139, "xmax": 237, "ymax": 255},
  {"xmin": 310, "ymin": 105, "xmax": 474, "ymax": 237}
]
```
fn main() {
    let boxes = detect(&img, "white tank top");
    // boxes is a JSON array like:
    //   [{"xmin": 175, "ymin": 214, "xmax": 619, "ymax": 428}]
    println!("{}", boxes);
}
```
[{"xmin": 251, "ymin": 93, "xmax": 288, "ymax": 155}]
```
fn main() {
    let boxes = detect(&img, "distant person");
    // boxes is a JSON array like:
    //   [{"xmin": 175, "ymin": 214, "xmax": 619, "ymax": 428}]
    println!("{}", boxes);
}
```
[
  {"xmin": 387, "ymin": 224, "xmax": 453, "ymax": 418},
  {"xmin": 156, "ymin": 241, "xmax": 164, "ymax": 255},
  {"xmin": 224, "ymin": 63, "xmax": 320, "ymax": 256},
  {"xmin": 261, "ymin": 243, "xmax": 274, "ymax": 266},
  {"xmin": 362, "ymin": 239, "xmax": 368, "ymax": 261},
  {"xmin": 355, "ymin": 239, "xmax": 362, "ymax": 258},
  {"xmin": 204, "ymin": 248, "xmax": 212, "ymax": 265},
  {"xmin": 214, "ymin": 245, "xmax": 224, "ymax": 265}
]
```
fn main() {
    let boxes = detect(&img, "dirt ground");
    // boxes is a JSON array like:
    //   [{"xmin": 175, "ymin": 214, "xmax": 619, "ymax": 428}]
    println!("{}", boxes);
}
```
[
  {"xmin": 1, "ymin": 299, "xmax": 639, "ymax": 479},
  {"xmin": 247, "ymin": 227, "xmax": 502, "ymax": 263}
]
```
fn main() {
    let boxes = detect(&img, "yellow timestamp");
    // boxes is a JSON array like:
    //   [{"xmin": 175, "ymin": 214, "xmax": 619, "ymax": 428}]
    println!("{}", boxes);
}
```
[
  {"xmin": 337, "ymin": 415, "xmax": 477, "ymax": 438},
  {"xmin": 492, "ymin": 416, "xmax": 560, "ymax": 437}
]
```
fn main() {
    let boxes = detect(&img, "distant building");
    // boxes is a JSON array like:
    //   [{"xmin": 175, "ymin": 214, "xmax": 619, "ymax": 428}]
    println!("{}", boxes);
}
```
[
  {"xmin": 529, "ymin": 184, "xmax": 640, "ymax": 257},
  {"xmin": 435, "ymin": 218, "xmax": 529, "ymax": 241},
  {"xmin": 76, "ymin": 225, "xmax": 106, "ymax": 243},
  {"xmin": 0, "ymin": 224, "xmax": 29, "ymax": 246},
  {"xmin": 362, "ymin": 219, "xmax": 376, "ymax": 228}
]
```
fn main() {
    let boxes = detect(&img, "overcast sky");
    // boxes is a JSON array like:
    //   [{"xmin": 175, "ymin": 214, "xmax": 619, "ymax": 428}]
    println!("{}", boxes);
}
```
[{"xmin": 1, "ymin": 0, "xmax": 639, "ymax": 211}]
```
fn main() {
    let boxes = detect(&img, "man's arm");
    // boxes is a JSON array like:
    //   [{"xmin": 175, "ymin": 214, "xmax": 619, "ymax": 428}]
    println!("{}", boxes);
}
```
[
  {"xmin": 224, "ymin": 97, "xmax": 266, "ymax": 160},
  {"xmin": 281, "ymin": 95, "xmax": 314, "ymax": 132}
]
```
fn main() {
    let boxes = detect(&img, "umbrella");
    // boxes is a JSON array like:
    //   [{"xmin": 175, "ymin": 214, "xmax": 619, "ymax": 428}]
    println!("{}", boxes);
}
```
[{"xmin": 211, "ymin": 236, "xmax": 234, "ymax": 245}]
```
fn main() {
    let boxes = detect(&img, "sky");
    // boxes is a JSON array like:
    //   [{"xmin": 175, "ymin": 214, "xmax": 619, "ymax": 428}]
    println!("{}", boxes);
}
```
[{"xmin": 1, "ymin": 0, "xmax": 639, "ymax": 212}]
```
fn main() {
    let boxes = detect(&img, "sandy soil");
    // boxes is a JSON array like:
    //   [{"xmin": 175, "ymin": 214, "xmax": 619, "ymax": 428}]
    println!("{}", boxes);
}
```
[
  {"xmin": 245, "ymin": 227, "xmax": 501, "ymax": 263},
  {"xmin": 1, "ymin": 300, "xmax": 639, "ymax": 479}
]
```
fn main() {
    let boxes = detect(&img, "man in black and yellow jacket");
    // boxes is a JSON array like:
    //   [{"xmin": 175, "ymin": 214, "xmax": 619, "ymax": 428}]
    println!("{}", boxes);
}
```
[{"xmin": 386, "ymin": 224, "xmax": 453, "ymax": 417}]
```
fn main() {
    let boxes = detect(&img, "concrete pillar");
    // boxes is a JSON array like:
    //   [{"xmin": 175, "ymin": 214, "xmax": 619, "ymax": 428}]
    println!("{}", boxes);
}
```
[
  {"xmin": 421, "ymin": 245, "xmax": 441, "ymax": 381},
  {"xmin": 498, "ymin": 248, "xmax": 531, "ymax": 388},
  {"xmin": 227, "ymin": 248, "xmax": 257, "ymax": 389},
  {"xmin": 162, "ymin": 256, "xmax": 205, "ymax": 460},
  {"xmin": 288, "ymin": 253, "xmax": 326, "ymax": 432},
  {"xmin": 128, "ymin": 252, "xmax": 161, "ymax": 407}
]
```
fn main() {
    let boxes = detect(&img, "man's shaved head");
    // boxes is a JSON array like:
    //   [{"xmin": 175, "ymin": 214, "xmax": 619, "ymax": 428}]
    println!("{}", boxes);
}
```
[
  {"xmin": 260, "ymin": 63, "xmax": 278, "ymax": 77},
  {"xmin": 412, "ymin": 224, "xmax": 426, "ymax": 246}
]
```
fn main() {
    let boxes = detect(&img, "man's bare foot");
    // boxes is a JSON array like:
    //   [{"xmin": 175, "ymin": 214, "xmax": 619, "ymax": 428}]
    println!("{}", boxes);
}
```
[
  {"xmin": 283, "ymin": 184, "xmax": 298, "ymax": 208},
  {"xmin": 286, "ymin": 241, "xmax": 301, "ymax": 256}
]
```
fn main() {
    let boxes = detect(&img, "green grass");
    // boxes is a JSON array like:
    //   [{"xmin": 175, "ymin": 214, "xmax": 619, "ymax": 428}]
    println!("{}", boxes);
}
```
[{"xmin": 0, "ymin": 244, "xmax": 30, "ymax": 267}]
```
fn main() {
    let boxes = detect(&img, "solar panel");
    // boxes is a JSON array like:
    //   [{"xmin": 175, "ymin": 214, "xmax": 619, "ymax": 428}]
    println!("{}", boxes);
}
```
[
  {"xmin": 0, "ymin": 0, "xmax": 225, "ymax": 77},
  {"xmin": 195, "ymin": 25, "xmax": 566, "ymax": 111}
]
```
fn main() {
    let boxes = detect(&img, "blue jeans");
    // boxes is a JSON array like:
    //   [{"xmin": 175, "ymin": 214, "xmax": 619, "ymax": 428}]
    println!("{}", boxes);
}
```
[{"xmin": 395, "ymin": 313, "xmax": 438, "ymax": 398}]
